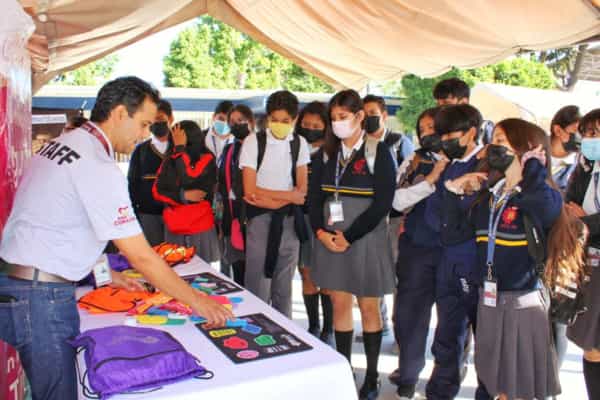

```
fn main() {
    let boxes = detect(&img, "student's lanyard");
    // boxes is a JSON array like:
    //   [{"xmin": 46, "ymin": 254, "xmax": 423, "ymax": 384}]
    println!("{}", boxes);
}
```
[
  {"xmin": 593, "ymin": 171, "xmax": 600, "ymax": 212},
  {"xmin": 334, "ymin": 148, "xmax": 355, "ymax": 201},
  {"xmin": 212, "ymin": 135, "xmax": 231, "ymax": 168},
  {"xmin": 81, "ymin": 122, "xmax": 110, "ymax": 156},
  {"xmin": 486, "ymin": 185, "xmax": 513, "ymax": 281}
]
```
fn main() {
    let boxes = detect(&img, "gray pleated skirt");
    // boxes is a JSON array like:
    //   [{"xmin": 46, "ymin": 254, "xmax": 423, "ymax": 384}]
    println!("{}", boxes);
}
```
[
  {"xmin": 298, "ymin": 214, "xmax": 314, "ymax": 269},
  {"xmin": 475, "ymin": 288, "xmax": 561, "ymax": 399},
  {"xmin": 312, "ymin": 196, "xmax": 395, "ymax": 297},
  {"xmin": 165, "ymin": 227, "xmax": 221, "ymax": 263},
  {"xmin": 568, "ymin": 265, "xmax": 600, "ymax": 350}
]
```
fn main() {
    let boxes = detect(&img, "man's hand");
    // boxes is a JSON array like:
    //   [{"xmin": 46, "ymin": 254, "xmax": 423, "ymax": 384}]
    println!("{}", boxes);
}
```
[
  {"xmin": 191, "ymin": 294, "xmax": 234, "ymax": 328},
  {"xmin": 110, "ymin": 270, "xmax": 146, "ymax": 292}
]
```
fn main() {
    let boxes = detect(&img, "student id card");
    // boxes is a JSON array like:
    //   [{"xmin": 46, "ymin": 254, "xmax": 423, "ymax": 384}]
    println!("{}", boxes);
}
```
[
  {"xmin": 93, "ymin": 258, "xmax": 112, "ymax": 287},
  {"xmin": 483, "ymin": 279, "xmax": 498, "ymax": 308},
  {"xmin": 328, "ymin": 200, "xmax": 345, "ymax": 225}
]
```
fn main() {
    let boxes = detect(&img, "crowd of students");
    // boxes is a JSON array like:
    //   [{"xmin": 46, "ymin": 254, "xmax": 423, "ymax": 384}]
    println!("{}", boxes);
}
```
[{"xmin": 126, "ymin": 77, "xmax": 600, "ymax": 400}]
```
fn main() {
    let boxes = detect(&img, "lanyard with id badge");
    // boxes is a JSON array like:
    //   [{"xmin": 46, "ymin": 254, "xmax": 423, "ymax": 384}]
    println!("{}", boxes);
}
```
[
  {"xmin": 484, "ymin": 187, "xmax": 514, "ymax": 307},
  {"xmin": 328, "ymin": 149, "xmax": 354, "ymax": 226}
]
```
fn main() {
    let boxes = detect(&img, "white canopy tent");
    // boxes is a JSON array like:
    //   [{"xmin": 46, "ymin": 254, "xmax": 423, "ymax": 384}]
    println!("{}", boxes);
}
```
[
  {"xmin": 471, "ymin": 81, "xmax": 600, "ymax": 132},
  {"xmin": 17, "ymin": 0, "xmax": 600, "ymax": 92}
]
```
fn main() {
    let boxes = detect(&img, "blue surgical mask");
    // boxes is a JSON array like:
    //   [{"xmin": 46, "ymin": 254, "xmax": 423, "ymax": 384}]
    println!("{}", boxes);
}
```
[
  {"xmin": 581, "ymin": 138, "xmax": 600, "ymax": 161},
  {"xmin": 213, "ymin": 120, "xmax": 230, "ymax": 136}
]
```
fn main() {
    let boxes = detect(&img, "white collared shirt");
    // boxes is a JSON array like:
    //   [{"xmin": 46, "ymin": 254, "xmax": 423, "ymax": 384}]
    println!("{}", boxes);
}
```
[
  {"xmin": 0, "ymin": 124, "xmax": 141, "ymax": 281},
  {"xmin": 150, "ymin": 135, "xmax": 169, "ymax": 155},
  {"xmin": 341, "ymin": 134, "xmax": 365, "ymax": 160},
  {"xmin": 239, "ymin": 130, "xmax": 310, "ymax": 190},
  {"xmin": 583, "ymin": 161, "xmax": 600, "ymax": 215},
  {"xmin": 205, "ymin": 129, "xmax": 234, "ymax": 162}
]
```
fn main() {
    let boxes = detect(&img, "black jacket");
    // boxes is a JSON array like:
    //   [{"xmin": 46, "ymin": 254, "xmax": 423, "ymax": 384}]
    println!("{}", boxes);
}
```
[{"xmin": 565, "ymin": 159, "xmax": 600, "ymax": 247}]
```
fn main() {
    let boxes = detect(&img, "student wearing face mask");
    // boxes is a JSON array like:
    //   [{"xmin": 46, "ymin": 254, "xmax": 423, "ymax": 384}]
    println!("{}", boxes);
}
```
[
  {"xmin": 205, "ymin": 100, "xmax": 235, "ymax": 161},
  {"xmin": 363, "ymin": 95, "xmax": 415, "ymax": 337},
  {"xmin": 564, "ymin": 109, "xmax": 600, "ymax": 400},
  {"xmin": 295, "ymin": 101, "xmax": 334, "ymax": 345},
  {"xmin": 217, "ymin": 104, "xmax": 256, "ymax": 286},
  {"xmin": 388, "ymin": 107, "xmax": 450, "ymax": 399},
  {"xmin": 153, "ymin": 121, "xmax": 221, "ymax": 263},
  {"xmin": 550, "ymin": 105, "xmax": 581, "ymax": 193},
  {"xmin": 309, "ymin": 90, "xmax": 396, "ymax": 400},
  {"xmin": 240, "ymin": 90, "xmax": 310, "ymax": 318},
  {"xmin": 445, "ymin": 119, "xmax": 564, "ymax": 400},
  {"xmin": 423, "ymin": 104, "xmax": 492, "ymax": 400},
  {"xmin": 128, "ymin": 100, "xmax": 174, "ymax": 246}
]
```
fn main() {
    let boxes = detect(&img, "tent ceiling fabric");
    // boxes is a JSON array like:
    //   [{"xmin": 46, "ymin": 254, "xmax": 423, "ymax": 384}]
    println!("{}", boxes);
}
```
[{"xmin": 20, "ymin": 0, "xmax": 600, "ymax": 92}]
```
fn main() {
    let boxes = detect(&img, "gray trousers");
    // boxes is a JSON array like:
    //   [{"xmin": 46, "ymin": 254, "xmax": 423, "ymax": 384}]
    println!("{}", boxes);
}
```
[
  {"xmin": 245, "ymin": 213, "xmax": 299, "ymax": 319},
  {"xmin": 138, "ymin": 213, "xmax": 165, "ymax": 246}
]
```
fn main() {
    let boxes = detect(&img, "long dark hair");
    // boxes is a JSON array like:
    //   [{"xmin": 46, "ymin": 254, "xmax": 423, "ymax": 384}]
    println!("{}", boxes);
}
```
[
  {"xmin": 168, "ymin": 120, "xmax": 207, "ymax": 162},
  {"xmin": 324, "ymin": 89, "xmax": 363, "ymax": 159},
  {"xmin": 550, "ymin": 105, "xmax": 580, "ymax": 137}
]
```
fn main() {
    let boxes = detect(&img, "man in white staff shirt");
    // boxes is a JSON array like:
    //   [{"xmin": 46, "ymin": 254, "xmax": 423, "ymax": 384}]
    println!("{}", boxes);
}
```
[{"xmin": 0, "ymin": 77, "xmax": 233, "ymax": 400}]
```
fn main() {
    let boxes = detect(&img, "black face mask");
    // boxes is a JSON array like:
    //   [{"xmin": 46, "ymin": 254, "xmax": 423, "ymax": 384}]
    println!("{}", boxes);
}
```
[
  {"xmin": 563, "ymin": 132, "xmax": 582, "ymax": 153},
  {"xmin": 486, "ymin": 144, "xmax": 515, "ymax": 173},
  {"xmin": 419, "ymin": 134, "xmax": 442, "ymax": 153},
  {"xmin": 441, "ymin": 137, "xmax": 467, "ymax": 160},
  {"xmin": 150, "ymin": 121, "xmax": 170, "ymax": 138},
  {"xmin": 230, "ymin": 123, "xmax": 250, "ymax": 140},
  {"xmin": 297, "ymin": 126, "xmax": 325, "ymax": 144},
  {"xmin": 364, "ymin": 115, "xmax": 381, "ymax": 134}
]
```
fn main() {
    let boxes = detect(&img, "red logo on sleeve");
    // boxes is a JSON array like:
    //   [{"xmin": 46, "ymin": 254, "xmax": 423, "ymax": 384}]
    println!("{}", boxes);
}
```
[{"xmin": 114, "ymin": 206, "xmax": 136, "ymax": 226}]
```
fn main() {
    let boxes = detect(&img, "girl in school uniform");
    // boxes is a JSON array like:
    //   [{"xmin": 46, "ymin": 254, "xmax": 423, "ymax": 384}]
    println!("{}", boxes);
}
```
[
  {"xmin": 446, "ymin": 119, "xmax": 564, "ymax": 400},
  {"xmin": 296, "ymin": 101, "xmax": 334, "ymax": 345},
  {"xmin": 309, "ymin": 89, "xmax": 396, "ymax": 400},
  {"xmin": 153, "ymin": 120, "xmax": 220, "ymax": 263},
  {"xmin": 240, "ymin": 90, "xmax": 310, "ymax": 318},
  {"xmin": 218, "ymin": 104, "xmax": 256, "ymax": 286},
  {"xmin": 564, "ymin": 109, "xmax": 600, "ymax": 399}
]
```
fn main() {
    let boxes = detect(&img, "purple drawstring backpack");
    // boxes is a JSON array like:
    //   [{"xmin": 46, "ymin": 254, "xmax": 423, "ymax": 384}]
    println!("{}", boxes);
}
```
[{"xmin": 68, "ymin": 325, "xmax": 212, "ymax": 399}]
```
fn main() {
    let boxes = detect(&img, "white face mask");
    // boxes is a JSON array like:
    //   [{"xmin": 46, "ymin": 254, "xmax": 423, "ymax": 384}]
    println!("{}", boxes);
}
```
[{"xmin": 332, "ymin": 116, "xmax": 357, "ymax": 139}]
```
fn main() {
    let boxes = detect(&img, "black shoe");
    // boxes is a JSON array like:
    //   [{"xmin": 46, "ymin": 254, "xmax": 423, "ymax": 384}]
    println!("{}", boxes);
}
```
[
  {"xmin": 308, "ymin": 326, "xmax": 321, "ymax": 337},
  {"xmin": 388, "ymin": 368, "xmax": 402, "ymax": 386},
  {"xmin": 359, "ymin": 377, "xmax": 381, "ymax": 400},
  {"xmin": 320, "ymin": 330, "xmax": 335, "ymax": 347},
  {"xmin": 395, "ymin": 383, "xmax": 416, "ymax": 399}
]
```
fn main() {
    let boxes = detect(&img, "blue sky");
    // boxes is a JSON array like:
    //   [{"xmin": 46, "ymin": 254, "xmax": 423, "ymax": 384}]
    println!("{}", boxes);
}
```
[{"xmin": 110, "ymin": 20, "xmax": 196, "ymax": 88}]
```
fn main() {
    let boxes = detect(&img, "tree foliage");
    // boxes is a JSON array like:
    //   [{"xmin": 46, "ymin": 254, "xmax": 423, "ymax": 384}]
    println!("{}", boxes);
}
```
[
  {"xmin": 396, "ymin": 58, "xmax": 557, "ymax": 132},
  {"xmin": 163, "ymin": 16, "xmax": 333, "ymax": 92},
  {"xmin": 53, "ymin": 55, "xmax": 119, "ymax": 86}
]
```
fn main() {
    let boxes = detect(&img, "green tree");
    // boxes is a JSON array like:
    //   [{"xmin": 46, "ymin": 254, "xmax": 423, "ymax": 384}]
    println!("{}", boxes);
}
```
[
  {"xmin": 395, "ymin": 58, "xmax": 556, "ymax": 132},
  {"xmin": 163, "ymin": 16, "xmax": 333, "ymax": 92},
  {"xmin": 53, "ymin": 55, "xmax": 119, "ymax": 86}
]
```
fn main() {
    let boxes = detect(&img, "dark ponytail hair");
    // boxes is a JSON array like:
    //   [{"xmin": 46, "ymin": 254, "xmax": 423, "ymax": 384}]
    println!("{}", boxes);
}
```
[{"xmin": 324, "ymin": 89, "xmax": 363, "ymax": 159}]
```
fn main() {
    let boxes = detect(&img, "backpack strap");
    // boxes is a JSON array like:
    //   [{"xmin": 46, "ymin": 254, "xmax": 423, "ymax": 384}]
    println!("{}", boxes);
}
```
[
  {"xmin": 256, "ymin": 130, "xmax": 267, "ymax": 171},
  {"xmin": 523, "ymin": 214, "xmax": 546, "ymax": 277},
  {"xmin": 290, "ymin": 134, "xmax": 300, "ymax": 186},
  {"xmin": 365, "ymin": 135, "xmax": 378, "ymax": 175}
]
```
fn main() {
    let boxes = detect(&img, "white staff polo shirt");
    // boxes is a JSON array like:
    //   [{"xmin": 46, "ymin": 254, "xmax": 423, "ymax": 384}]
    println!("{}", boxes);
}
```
[
  {"xmin": 239, "ymin": 129, "xmax": 310, "ymax": 191},
  {"xmin": 0, "ymin": 123, "xmax": 141, "ymax": 281}
]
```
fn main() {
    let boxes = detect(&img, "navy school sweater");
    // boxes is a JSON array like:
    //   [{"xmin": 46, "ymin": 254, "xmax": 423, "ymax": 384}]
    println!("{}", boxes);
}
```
[
  {"xmin": 308, "ymin": 141, "xmax": 396, "ymax": 244},
  {"xmin": 128, "ymin": 139, "xmax": 168, "ymax": 215},
  {"xmin": 444, "ymin": 159, "xmax": 562, "ymax": 290}
]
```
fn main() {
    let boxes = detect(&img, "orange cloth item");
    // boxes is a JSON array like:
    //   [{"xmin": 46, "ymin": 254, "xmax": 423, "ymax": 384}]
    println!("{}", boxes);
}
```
[
  {"xmin": 152, "ymin": 242, "xmax": 196, "ymax": 266},
  {"xmin": 78, "ymin": 287, "xmax": 153, "ymax": 314}
]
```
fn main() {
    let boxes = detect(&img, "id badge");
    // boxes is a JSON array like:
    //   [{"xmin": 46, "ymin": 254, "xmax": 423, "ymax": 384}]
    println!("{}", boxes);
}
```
[
  {"xmin": 483, "ymin": 279, "xmax": 498, "ymax": 308},
  {"xmin": 93, "ymin": 257, "xmax": 112, "ymax": 287},
  {"xmin": 328, "ymin": 200, "xmax": 344, "ymax": 225}
]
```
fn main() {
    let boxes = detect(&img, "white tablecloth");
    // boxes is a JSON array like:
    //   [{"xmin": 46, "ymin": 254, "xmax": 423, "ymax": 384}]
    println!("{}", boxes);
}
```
[{"xmin": 76, "ymin": 257, "xmax": 357, "ymax": 400}]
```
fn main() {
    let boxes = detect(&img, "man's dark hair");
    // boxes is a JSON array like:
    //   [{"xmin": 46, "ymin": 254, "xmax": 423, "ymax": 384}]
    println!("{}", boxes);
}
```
[
  {"xmin": 433, "ymin": 78, "xmax": 470, "ymax": 101},
  {"xmin": 363, "ymin": 94, "xmax": 386, "ymax": 113},
  {"xmin": 157, "ymin": 99, "xmax": 173, "ymax": 118},
  {"xmin": 266, "ymin": 90, "xmax": 299, "ymax": 118},
  {"xmin": 435, "ymin": 104, "xmax": 482, "ymax": 136},
  {"xmin": 90, "ymin": 76, "xmax": 160, "ymax": 123},
  {"xmin": 214, "ymin": 100, "xmax": 234, "ymax": 116}
]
